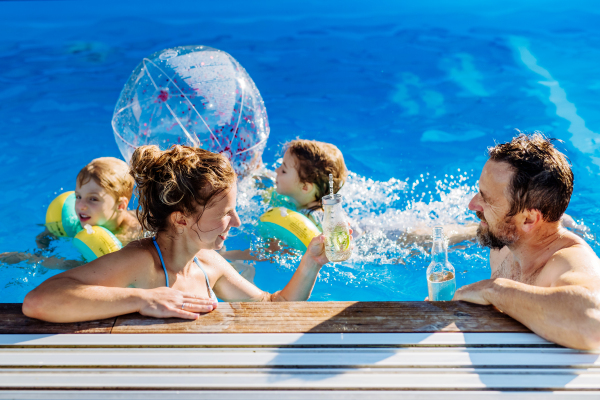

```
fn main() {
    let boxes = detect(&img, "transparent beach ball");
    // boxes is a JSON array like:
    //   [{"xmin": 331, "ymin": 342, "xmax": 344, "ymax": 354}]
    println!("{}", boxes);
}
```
[{"xmin": 112, "ymin": 45, "xmax": 269, "ymax": 179}]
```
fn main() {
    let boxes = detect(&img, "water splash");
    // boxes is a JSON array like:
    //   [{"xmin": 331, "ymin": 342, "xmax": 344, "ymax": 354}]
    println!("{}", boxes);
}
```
[
  {"xmin": 341, "ymin": 170, "xmax": 478, "ymax": 266},
  {"xmin": 233, "ymin": 168, "xmax": 479, "ymax": 271}
]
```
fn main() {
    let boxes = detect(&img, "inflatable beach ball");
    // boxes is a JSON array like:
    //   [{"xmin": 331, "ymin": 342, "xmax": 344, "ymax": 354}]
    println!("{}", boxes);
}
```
[{"xmin": 112, "ymin": 45, "xmax": 270, "ymax": 179}]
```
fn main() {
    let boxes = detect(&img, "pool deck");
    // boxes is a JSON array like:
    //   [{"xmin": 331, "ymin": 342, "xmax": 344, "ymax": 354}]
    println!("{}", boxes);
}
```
[{"xmin": 0, "ymin": 301, "xmax": 599, "ymax": 399}]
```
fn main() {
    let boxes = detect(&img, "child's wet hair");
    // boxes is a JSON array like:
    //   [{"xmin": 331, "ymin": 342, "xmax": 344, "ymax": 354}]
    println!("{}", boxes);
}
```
[
  {"xmin": 284, "ymin": 139, "xmax": 348, "ymax": 209},
  {"xmin": 76, "ymin": 157, "xmax": 134, "ymax": 201},
  {"xmin": 129, "ymin": 145, "xmax": 236, "ymax": 233}
]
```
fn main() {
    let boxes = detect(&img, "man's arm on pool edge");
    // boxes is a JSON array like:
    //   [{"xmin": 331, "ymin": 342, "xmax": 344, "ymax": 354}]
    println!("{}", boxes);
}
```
[{"xmin": 453, "ymin": 251, "xmax": 600, "ymax": 350}]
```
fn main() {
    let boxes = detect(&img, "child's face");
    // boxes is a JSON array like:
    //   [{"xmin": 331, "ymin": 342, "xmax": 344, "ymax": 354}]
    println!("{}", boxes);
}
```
[
  {"xmin": 74, "ymin": 179, "xmax": 119, "ymax": 227},
  {"xmin": 275, "ymin": 150, "xmax": 303, "ymax": 199}
]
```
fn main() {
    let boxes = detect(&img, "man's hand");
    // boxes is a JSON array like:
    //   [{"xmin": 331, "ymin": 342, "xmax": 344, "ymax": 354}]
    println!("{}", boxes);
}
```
[{"xmin": 453, "ymin": 279, "xmax": 493, "ymax": 305}]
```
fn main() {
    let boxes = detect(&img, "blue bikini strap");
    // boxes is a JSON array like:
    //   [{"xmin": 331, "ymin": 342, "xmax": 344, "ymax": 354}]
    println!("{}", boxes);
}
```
[
  {"xmin": 152, "ymin": 237, "xmax": 169, "ymax": 287},
  {"xmin": 193, "ymin": 257, "xmax": 217, "ymax": 300}
]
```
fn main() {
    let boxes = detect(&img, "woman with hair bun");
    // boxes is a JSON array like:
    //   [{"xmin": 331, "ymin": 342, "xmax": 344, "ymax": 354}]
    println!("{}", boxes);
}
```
[{"xmin": 23, "ymin": 145, "xmax": 331, "ymax": 323}]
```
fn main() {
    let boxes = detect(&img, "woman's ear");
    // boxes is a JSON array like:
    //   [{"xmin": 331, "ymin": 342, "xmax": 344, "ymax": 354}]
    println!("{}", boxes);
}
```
[{"xmin": 170, "ymin": 212, "xmax": 188, "ymax": 227}]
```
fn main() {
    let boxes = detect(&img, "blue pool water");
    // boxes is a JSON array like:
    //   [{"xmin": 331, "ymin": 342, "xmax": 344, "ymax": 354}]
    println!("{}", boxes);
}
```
[{"xmin": 1, "ymin": 0, "xmax": 600, "ymax": 302}]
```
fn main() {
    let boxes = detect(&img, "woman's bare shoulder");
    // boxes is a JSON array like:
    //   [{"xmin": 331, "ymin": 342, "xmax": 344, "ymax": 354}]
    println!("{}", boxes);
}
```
[
  {"xmin": 120, "ymin": 237, "xmax": 154, "ymax": 254},
  {"xmin": 196, "ymin": 248, "xmax": 233, "ymax": 269},
  {"xmin": 51, "ymin": 238, "xmax": 158, "ymax": 287},
  {"xmin": 195, "ymin": 248, "xmax": 238, "ymax": 280}
]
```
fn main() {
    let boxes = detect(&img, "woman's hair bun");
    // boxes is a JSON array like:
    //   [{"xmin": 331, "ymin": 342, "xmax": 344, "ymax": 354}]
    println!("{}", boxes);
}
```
[{"xmin": 130, "ymin": 145, "xmax": 236, "ymax": 233}]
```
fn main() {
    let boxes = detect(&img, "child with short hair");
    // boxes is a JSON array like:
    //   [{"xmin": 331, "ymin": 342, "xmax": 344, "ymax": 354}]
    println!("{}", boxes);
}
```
[
  {"xmin": 274, "ymin": 139, "xmax": 349, "ymax": 230},
  {"xmin": 74, "ymin": 157, "xmax": 140, "ymax": 245},
  {"xmin": 220, "ymin": 139, "xmax": 358, "ymax": 263},
  {"xmin": 1, "ymin": 157, "xmax": 141, "ymax": 269}
]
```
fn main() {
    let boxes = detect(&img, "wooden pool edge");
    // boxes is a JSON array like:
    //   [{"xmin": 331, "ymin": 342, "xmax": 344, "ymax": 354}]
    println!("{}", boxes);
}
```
[{"xmin": 0, "ymin": 301, "xmax": 531, "ymax": 335}]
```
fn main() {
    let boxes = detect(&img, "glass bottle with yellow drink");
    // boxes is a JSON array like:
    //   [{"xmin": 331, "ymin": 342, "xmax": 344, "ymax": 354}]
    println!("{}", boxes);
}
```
[{"xmin": 322, "ymin": 174, "xmax": 352, "ymax": 262}]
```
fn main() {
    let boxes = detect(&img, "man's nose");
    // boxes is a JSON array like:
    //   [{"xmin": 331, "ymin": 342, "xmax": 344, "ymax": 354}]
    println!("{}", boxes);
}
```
[{"xmin": 468, "ymin": 194, "xmax": 483, "ymax": 212}]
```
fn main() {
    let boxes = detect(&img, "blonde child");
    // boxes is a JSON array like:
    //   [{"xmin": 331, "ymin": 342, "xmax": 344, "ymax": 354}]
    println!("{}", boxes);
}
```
[
  {"xmin": 1, "ymin": 157, "xmax": 141, "ymax": 269},
  {"xmin": 73, "ymin": 157, "xmax": 140, "ymax": 245}
]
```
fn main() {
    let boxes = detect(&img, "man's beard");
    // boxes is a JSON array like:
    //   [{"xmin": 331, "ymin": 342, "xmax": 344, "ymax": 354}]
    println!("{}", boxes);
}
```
[{"xmin": 476, "ymin": 211, "xmax": 520, "ymax": 250}]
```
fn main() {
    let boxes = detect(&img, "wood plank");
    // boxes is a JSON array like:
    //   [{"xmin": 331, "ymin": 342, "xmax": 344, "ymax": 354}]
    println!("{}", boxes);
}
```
[
  {"xmin": 0, "ymin": 332, "xmax": 551, "ymax": 347},
  {"xmin": 1, "ymin": 368, "xmax": 599, "ymax": 390},
  {"xmin": 2, "ymin": 391, "xmax": 600, "ymax": 400},
  {"xmin": 111, "ymin": 301, "xmax": 529, "ymax": 333},
  {"xmin": 0, "ymin": 304, "xmax": 114, "ymax": 334},
  {"xmin": 0, "ymin": 347, "xmax": 597, "ymax": 368},
  {"xmin": 0, "ymin": 302, "xmax": 528, "ymax": 334}
]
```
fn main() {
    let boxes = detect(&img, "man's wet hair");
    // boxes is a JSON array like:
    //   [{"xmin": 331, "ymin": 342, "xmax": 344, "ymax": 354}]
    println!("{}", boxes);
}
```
[{"xmin": 488, "ymin": 132, "xmax": 573, "ymax": 222}]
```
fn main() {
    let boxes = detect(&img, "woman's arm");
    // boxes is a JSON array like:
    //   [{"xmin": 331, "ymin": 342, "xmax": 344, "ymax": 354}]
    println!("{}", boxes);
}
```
[
  {"xmin": 23, "ymin": 245, "xmax": 215, "ymax": 323},
  {"xmin": 219, "ymin": 249, "xmax": 261, "ymax": 261},
  {"xmin": 212, "ymin": 235, "xmax": 329, "ymax": 302},
  {"xmin": 273, "ymin": 235, "xmax": 328, "ymax": 301}
]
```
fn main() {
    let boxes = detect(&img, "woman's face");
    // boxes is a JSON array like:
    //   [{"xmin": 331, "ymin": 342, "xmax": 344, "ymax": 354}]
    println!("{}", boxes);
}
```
[{"xmin": 191, "ymin": 184, "xmax": 241, "ymax": 250}]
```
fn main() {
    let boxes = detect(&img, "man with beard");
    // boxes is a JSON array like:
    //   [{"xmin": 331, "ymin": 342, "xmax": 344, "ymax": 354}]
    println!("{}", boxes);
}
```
[{"xmin": 453, "ymin": 133, "xmax": 600, "ymax": 350}]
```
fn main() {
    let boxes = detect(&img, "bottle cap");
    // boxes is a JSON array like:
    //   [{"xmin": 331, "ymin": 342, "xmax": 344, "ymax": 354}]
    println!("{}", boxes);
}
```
[
  {"xmin": 432, "ymin": 226, "xmax": 443, "ymax": 240},
  {"xmin": 322, "ymin": 193, "xmax": 342, "ymax": 205}
]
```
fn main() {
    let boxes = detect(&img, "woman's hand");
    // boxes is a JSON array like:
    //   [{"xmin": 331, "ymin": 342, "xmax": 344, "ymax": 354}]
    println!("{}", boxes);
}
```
[
  {"xmin": 306, "ymin": 235, "xmax": 329, "ymax": 266},
  {"xmin": 138, "ymin": 287, "xmax": 218, "ymax": 320},
  {"xmin": 306, "ymin": 227, "xmax": 355, "ymax": 267}
]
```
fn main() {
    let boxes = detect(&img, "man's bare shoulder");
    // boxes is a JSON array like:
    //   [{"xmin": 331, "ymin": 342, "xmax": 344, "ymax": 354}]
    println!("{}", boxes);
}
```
[{"xmin": 539, "ymin": 232, "xmax": 600, "ymax": 288}]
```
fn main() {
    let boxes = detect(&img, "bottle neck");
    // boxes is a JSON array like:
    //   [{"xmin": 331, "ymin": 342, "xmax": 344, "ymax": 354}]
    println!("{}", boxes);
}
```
[
  {"xmin": 431, "ymin": 239, "xmax": 447, "ymax": 263},
  {"xmin": 324, "ymin": 202, "xmax": 341, "ymax": 216}
]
